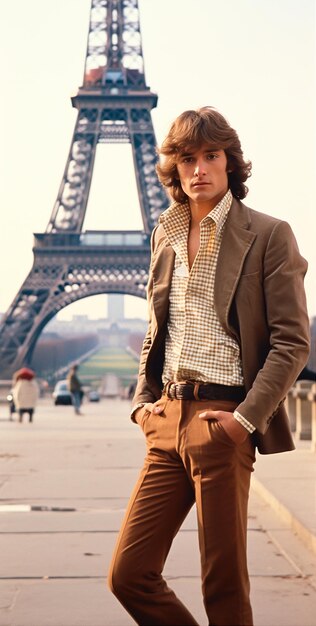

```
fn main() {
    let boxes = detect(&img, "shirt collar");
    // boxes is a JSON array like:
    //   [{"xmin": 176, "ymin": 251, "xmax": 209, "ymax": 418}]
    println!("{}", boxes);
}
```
[
  {"xmin": 200, "ymin": 189, "xmax": 233, "ymax": 235},
  {"xmin": 159, "ymin": 189, "xmax": 233, "ymax": 237},
  {"xmin": 159, "ymin": 189, "xmax": 233, "ymax": 266}
]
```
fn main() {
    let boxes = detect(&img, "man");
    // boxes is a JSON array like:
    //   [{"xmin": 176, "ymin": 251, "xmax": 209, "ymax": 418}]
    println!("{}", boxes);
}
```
[
  {"xmin": 108, "ymin": 107, "xmax": 310, "ymax": 625},
  {"xmin": 66, "ymin": 364, "xmax": 83, "ymax": 415}
]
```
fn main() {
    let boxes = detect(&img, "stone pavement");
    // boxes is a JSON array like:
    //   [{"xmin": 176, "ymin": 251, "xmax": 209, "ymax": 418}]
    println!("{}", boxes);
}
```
[{"xmin": 0, "ymin": 397, "xmax": 315, "ymax": 626}]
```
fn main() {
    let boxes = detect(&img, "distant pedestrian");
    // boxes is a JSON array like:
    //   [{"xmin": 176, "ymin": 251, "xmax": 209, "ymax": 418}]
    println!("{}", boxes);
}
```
[
  {"xmin": 12, "ymin": 367, "xmax": 39, "ymax": 423},
  {"xmin": 127, "ymin": 381, "xmax": 136, "ymax": 400},
  {"xmin": 67, "ymin": 365, "xmax": 84, "ymax": 415}
]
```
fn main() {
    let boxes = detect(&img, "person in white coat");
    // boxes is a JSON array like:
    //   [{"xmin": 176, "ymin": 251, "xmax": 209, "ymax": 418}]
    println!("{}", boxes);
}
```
[{"xmin": 13, "ymin": 377, "xmax": 39, "ymax": 423}]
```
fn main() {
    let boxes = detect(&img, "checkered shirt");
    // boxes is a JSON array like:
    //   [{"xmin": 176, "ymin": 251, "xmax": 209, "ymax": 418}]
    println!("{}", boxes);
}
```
[{"xmin": 160, "ymin": 189, "xmax": 244, "ymax": 387}]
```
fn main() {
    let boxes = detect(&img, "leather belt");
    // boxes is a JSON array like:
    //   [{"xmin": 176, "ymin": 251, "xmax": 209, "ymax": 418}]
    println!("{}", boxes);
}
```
[{"xmin": 163, "ymin": 381, "xmax": 246, "ymax": 402}]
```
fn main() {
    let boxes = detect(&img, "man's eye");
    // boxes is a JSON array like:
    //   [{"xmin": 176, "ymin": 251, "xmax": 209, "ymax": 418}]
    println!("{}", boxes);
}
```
[{"xmin": 207, "ymin": 153, "xmax": 218, "ymax": 160}]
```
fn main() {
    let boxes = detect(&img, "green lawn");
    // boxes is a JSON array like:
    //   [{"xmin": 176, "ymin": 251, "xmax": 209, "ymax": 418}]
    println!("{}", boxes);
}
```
[{"xmin": 78, "ymin": 346, "xmax": 139, "ymax": 388}]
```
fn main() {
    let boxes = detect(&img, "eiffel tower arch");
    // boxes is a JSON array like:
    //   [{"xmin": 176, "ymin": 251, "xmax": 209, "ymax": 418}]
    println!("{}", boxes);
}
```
[{"xmin": 0, "ymin": 0, "xmax": 169, "ymax": 378}]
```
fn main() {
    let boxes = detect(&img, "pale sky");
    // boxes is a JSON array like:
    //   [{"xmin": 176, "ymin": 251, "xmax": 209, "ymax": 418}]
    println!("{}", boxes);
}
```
[{"xmin": 0, "ymin": 0, "xmax": 315, "ymax": 323}]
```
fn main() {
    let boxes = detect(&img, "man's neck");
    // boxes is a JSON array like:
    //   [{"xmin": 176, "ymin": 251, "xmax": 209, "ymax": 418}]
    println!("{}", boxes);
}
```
[{"xmin": 188, "ymin": 193, "xmax": 227, "ymax": 225}]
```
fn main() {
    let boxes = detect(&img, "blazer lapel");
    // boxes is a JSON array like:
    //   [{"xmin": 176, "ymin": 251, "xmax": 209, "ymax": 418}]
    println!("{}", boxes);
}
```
[
  {"xmin": 150, "ymin": 200, "xmax": 256, "ymax": 339},
  {"xmin": 215, "ymin": 199, "xmax": 256, "ymax": 333}
]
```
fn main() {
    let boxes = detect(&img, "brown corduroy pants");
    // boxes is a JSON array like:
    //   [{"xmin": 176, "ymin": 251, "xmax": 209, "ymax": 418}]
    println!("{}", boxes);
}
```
[{"xmin": 108, "ymin": 396, "xmax": 256, "ymax": 626}]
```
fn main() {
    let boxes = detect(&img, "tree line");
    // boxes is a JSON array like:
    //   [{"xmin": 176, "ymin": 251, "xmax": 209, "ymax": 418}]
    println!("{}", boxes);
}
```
[{"xmin": 31, "ymin": 333, "xmax": 99, "ymax": 378}]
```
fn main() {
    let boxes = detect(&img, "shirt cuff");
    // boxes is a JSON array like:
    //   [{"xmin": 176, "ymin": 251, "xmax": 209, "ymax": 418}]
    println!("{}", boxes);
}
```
[
  {"xmin": 130, "ymin": 403, "xmax": 146, "ymax": 422},
  {"xmin": 233, "ymin": 410, "xmax": 256, "ymax": 433}
]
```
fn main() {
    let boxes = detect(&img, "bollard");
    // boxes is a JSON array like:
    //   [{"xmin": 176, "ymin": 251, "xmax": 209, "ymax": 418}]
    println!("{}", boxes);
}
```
[
  {"xmin": 307, "ymin": 383, "xmax": 316, "ymax": 453},
  {"xmin": 285, "ymin": 388, "xmax": 297, "ymax": 432},
  {"xmin": 291, "ymin": 380, "xmax": 314, "ymax": 441}
]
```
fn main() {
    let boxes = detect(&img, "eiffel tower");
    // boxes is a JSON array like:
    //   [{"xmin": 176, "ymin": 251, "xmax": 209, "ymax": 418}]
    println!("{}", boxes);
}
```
[{"xmin": 0, "ymin": 0, "xmax": 169, "ymax": 378}]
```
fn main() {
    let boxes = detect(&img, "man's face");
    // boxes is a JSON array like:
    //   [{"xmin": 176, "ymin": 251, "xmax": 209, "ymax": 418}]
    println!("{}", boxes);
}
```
[{"xmin": 176, "ymin": 144, "xmax": 229, "ymax": 210}]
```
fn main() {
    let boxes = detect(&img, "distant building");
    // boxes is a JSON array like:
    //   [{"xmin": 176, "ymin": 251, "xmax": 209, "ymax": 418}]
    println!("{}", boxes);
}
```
[
  {"xmin": 44, "ymin": 311, "xmax": 147, "ymax": 338},
  {"xmin": 108, "ymin": 294, "xmax": 125, "ymax": 321}
]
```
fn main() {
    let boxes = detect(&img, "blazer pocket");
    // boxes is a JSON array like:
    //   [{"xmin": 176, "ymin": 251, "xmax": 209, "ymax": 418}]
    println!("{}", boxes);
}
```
[{"xmin": 239, "ymin": 270, "xmax": 260, "ymax": 279}]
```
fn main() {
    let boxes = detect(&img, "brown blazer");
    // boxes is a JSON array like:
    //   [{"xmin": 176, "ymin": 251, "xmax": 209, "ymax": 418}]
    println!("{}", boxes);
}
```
[{"xmin": 133, "ymin": 198, "xmax": 310, "ymax": 454}]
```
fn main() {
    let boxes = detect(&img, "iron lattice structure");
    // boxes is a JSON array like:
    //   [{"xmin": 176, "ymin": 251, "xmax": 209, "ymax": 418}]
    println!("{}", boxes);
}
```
[{"xmin": 0, "ymin": 0, "xmax": 169, "ymax": 377}]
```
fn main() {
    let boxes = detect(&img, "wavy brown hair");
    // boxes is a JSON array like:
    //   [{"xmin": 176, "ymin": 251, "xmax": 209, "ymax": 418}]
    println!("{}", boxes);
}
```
[{"xmin": 156, "ymin": 106, "xmax": 252, "ymax": 203}]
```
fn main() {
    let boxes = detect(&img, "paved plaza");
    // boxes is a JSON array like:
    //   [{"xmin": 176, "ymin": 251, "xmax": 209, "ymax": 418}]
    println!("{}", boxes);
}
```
[{"xmin": 0, "ymin": 397, "xmax": 315, "ymax": 626}]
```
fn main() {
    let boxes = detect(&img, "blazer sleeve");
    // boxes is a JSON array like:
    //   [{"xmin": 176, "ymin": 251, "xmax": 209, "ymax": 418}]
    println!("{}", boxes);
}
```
[
  {"xmin": 131, "ymin": 227, "xmax": 159, "ymax": 412},
  {"xmin": 236, "ymin": 220, "xmax": 310, "ymax": 434}
]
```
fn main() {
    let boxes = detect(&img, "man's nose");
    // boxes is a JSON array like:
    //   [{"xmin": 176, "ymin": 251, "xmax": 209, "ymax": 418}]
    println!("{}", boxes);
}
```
[{"xmin": 194, "ymin": 160, "xmax": 206, "ymax": 176}]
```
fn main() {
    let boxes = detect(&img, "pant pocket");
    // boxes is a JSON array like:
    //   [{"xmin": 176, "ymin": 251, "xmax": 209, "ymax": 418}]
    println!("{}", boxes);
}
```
[
  {"xmin": 142, "ymin": 397, "xmax": 170, "ymax": 439},
  {"xmin": 135, "ymin": 406, "xmax": 151, "ymax": 428},
  {"xmin": 208, "ymin": 420, "xmax": 236, "ymax": 446}
]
